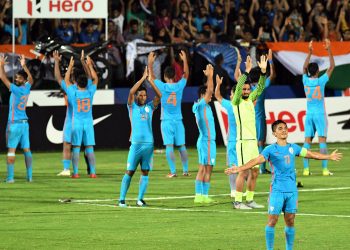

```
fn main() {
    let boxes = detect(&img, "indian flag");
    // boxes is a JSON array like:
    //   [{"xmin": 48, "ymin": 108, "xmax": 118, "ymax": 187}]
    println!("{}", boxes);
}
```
[{"xmin": 268, "ymin": 42, "xmax": 350, "ymax": 90}]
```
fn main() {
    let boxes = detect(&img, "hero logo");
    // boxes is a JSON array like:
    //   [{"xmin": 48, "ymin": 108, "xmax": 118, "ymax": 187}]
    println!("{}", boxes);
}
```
[
  {"xmin": 49, "ymin": 0, "xmax": 94, "ymax": 12},
  {"xmin": 27, "ymin": 0, "xmax": 41, "ymax": 16}
]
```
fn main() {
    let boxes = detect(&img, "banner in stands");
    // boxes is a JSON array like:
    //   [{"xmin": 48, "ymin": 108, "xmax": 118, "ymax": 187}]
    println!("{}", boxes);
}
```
[
  {"xmin": 215, "ymin": 96, "xmax": 350, "ymax": 145},
  {"xmin": 13, "ymin": 0, "xmax": 108, "ymax": 19}
]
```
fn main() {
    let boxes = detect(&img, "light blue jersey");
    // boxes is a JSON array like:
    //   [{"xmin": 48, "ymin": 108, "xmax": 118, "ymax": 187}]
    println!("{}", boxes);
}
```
[
  {"xmin": 192, "ymin": 99, "xmax": 216, "ymax": 141},
  {"xmin": 251, "ymin": 77, "xmax": 271, "ymax": 119},
  {"xmin": 8, "ymin": 83, "xmax": 31, "ymax": 122},
  {"xmin": 302, "ymin": 73, "xmax": 328, "ymax": 114},
  {"xmin": 221, "ymin": 99, "xmax": 237, "ymax": 142},
  {"xmin": 155, "ymin": 78, "xmax": 186, "ymax": 120},
  {"xmin": 261, "ymin": 143, "xmax": 304, "ymax": 193},
  {"xmin": 128, "ymin": 101, "xmax": 157, "ymax": 144}
]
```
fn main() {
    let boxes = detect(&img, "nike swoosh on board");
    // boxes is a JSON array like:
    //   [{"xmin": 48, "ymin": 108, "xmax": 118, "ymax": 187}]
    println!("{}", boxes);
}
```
[{"xmin": 46, "ymin": 114, "xmax": 112, "ymax": 144}]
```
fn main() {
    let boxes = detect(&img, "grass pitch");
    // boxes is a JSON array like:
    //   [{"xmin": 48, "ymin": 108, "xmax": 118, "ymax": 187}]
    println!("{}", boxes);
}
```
[{"xmin": 0, "ymin": 143, "xmax": 349, "ymax": 249}]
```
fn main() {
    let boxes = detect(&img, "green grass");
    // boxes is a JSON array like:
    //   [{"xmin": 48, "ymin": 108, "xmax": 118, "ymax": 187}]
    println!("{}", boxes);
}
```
[{"xmin": 0, "ymin": 143, "xmax": 349, "ymax": 249}]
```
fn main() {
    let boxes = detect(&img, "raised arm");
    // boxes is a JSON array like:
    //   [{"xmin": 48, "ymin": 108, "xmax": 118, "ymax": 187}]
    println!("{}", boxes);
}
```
[
  {"xmin": 86, "ymin": 56, "xmax": 98, "ymax": 85},
  {"xmin": 303, "ymin": 41, "xmax": 313, "ymax": 74},
  {"xmin": 324, "ymin": 39, "xmax": 335, "ymax": 77},
  {"xmin": 179, "ymin": 50, "xmax": 189, "ymax": 80},
  {"xmin": 0, "ymin": 55, "xmax": 11, "ymax": 89},
  {"xmin": 80, "ymin": 50, "xmax": 92, "ymax": 79},
  {"xmin": 214, "ymin": 74, "xmax": 224, "ymax": 103},
  {"xmin": 225, "ymin": 155, "xmax": 266, "ymax": 175},
  {"xmin": 249, "ymin": 54, "xmax": 267, "ymax": 101},
  {"xmin": 234, "ymin": 50, "xmax": 242, "ymax": 82},
  {"xmin": 148, "ymin": 69, "xmax": 162, "ymax": 107},
  {"xmin": 53, "ymin": 50, "xmax": 63, "ymax": 84},
  {"xmin": 147, "ymin": 52, "xmax": 156, "ymax": 80},
  {"xmin": 64, "ymin": 56, "xmax": 74, "ymax": 86},
  {"xmin": 304, "ymin": 149, "xmax": 342, "ymax": 161},
  {"xmin": 128, "ymin": 67, "xmax": 148, "ymax": 105},
  {"xmin": 203, "ymin": 64, "xmax": 214, "ymax": 103},
  {"xmin": 233, "ymin": 55, "xmax": 252, "ymax": 105},
  {"xmin": 19, "ymin": 55, "xmax": 33, "ymax": 85},
  {"xmin": 268, "ymin": 49, "xmax": 275, "ymax": 81}
]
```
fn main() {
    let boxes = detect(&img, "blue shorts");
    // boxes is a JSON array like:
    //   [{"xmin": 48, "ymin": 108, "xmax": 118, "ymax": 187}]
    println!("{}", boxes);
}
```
[
  {"xmin": 305, "ymin": 113, "xmax": 327, "ymax": 138},
  {"xmin": 6, "ymin": 121, "xmax": 30, "ymax": 149},
  {"xmin": 255, "ymin": 116, "xmax": 266, "ymax": 141},
  {"xmin": 127, "ymin": 143, "xmax": 154, "ymax": 171},
  {"xmin": 197, "ymin": 140, "xmax": 216, "ymax": 166},
  {"xmin": 161, "ymin": 120, "xmax": 185, "ymax": 146},
  {"xmin": 268, "ymin": 191, "xmax": 298, "ymax": 215},
  {"xmin": 71, "ymin": 122, "xmax": 95, "ymax": 146},
  {"xmin": 227, "ymin": 141, "xmax": 238, "ymax": 167},
  {"xmin": 63, "ymin": 118, "xmax": 72, "ymax": 143}
]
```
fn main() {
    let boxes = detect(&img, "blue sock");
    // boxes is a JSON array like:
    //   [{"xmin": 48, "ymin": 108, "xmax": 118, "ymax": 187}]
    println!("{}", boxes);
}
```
[
  {"xmin": 303, "ymin": 143, "xmax": 310, "ymax": 169},
  {"xmin": 62, "ymin": 159, "xmax": 71, "ymax": 170},
  {"xmin": 120, "ymin": 174, "xmax": 132, "ymax": 201},
  {"xmin": 7, "ymin": 164, "xmax": 14, "ymax": 181},
  {"xmin": 138, "ymin": 175, "xmax": 149, "ymax": 200},
  {"xmin": 72, "ymin": 147, "xmax": 80, "ymax": 175},
  {"xmin": 195, "ymin": 180, "xmax": 203, "ymax": 195},
  {"xmin": 85, "ymin": 147, "xmax": 96, "ymax": 174},
  {"xmin": 320, "ymin": 143, "xmax": 328, "ymax": 170},
  {"xmin": 285, "ymin": 226, "xmax": 295, "ymax": 250},
  {"xmin": 202, "ymin": 182, "xmax": 210, "ymax": 196},
  {"xmin": 24, "ymin": 151, "xmax": 33, "ymax": 181},
  {"xmin": 178, "ymin": 145, "xmax": 189, "ymax": 173},
  {"xmin": 166, "ymin": 146, "xmax": 176, "ymax": 174},
  {"xmin": 258, "ymin": 145, "xmax": 266, "ymax": 171},
  {"xmin": 265, "ymin": 226, "xmax": 275, "ymax": 250}
]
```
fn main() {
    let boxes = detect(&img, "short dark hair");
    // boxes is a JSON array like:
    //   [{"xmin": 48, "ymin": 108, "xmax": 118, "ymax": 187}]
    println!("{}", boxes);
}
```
[
  {"xmin": 198, "ymin": 85, "xmax": 207, "ymax": 98},
  {"xmin": 307, "ymin": 62, "xmax": 319, "ymax": 77},
  {"xmin": 17, "ymin": 69, "xmax": 28, "ymax": 80},
  {"xmin": 136, "ymin": 85, "xmax": 147, "ymax": 95},
  {"xmin": 272, "ymin": 119, "xmax": 287, "ymax": 132},
  {"xmin": 76, "ymin": 74, "xmax": 88, "ymax": 88},
  {"xmin": 164, "ymin": 66, "xmax": 175, "ymax": 80}
]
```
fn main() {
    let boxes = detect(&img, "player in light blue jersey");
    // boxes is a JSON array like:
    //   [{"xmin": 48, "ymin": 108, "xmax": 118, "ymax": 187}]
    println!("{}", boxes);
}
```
[
  {"xmin": 148, "ymin": 50, "xmax": 190, "ymax": 178},
  {"xmin": 302, "ymin": 39, "xmax": 335, "ymax": 176},
  {"xmin": 193, "ymin": 64, "xmax": 216, "ymax": 204},
  {"xmin": 53, "ymin": 50, "xmax": 92, "ymax": 177},
  {"xmin": 0, "ymin": 55, "xmax": 34, "ymax": 183},
  {"xmin": 61, "ymin": 56, "xmax": 98, "ymax": 178},
  {"xmin": 119, "ymin": 66, "xmax": 161, "ymax": 207},
  {"xmin": 215, "ymin": 75, "xmax": 238, "ymax": 198},
  {"xmin": 225, "ymin": 120, "xmax": 342, "ymax": 250}
]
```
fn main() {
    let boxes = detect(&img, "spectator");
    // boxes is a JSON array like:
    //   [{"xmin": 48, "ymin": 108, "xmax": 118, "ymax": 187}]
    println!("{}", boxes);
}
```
[
  {"xmin": 194, "ymin": 5, "xmax": 209, "ymax": 33},
  {"xmin": 124, "ymin": 19, "xmax": 144, "ymax": 41},
  {"xmin": 54, "ymin": 19, "xmax": 75, "ymax": 44},
  {"xmin": 78, "ymin": 19, "xmax": 103, "ymax": 43},
  {"xmin": 111, "ymin": 2, "xmax": 125, "ymax": 34},
  {"xmin": 155, "ymin": 7, "xmax": 171, "ymax": 30}
]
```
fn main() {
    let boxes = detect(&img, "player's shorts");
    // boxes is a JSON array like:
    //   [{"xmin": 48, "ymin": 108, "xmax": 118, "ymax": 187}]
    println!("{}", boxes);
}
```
[
  {"xmin": 236, "ymin": 139, "xmax": 259, "ymax": 168},
  {"xmin": 227, "ymin": 140, "xmax": 238, "ymax": 167},
  {"xmin": 6, "ymin": 121, "xmax": 30, "ymax": 149},
  {"xmin": 268, "ymin": 191, "xmax": 298, "ymax": 215},
  {"xmin": 305, "ymin": 113, "xmax": 328, "ymax": 138},
  {"xmin": 197, "ymin": 139, "xmax": 216, "ymax": 166},
  {"xmin": 71, "ymin": 121, "xmax": 95, "ymax": 146},
  {"xmin": 255, "ymin": 116, "xmax": 267, "ymax": 142},
  {"xmin": 161, "ymin": 119, "xmax": 185, "ymax": 146},
  {"xmin": 63, "ymin": 118, "xmax": 72, "ymax": 143},
  {"xmin": 127, "ymin": 143, "xmax": 154, "ymax": 171}
]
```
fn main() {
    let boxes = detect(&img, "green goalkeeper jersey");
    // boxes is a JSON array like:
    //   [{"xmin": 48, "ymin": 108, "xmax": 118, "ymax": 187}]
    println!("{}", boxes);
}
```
[{"xmin": 232, "ymin": 72, "xmax": 266, "ymax": 140}]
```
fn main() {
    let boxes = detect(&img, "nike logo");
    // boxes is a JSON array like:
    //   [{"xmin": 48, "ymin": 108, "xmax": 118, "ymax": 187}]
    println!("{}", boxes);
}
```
[{"xmin": 46, "ymin": 114, "xmax": 112, "ymax": 144}]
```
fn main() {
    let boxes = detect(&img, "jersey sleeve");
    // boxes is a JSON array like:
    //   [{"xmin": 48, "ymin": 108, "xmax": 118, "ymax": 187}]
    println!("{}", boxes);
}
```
[
  {"xmin": 261, "ymin": 146, "xmax": 271, "ymax": 161},
  {"xmin": 221, "ymin": 98, "xmax": 231, "ymax": 110},
  {"xmin": 177, "ymin": 77, "xmax": 187, "ymax": 89},
  {"xmin": 10, "ymin": 83, "xmax": 20, "ymax": 95},
  {"xmin": 265, "ymin": 77, "xmax": 271, "ymax": 88},
  {"xmin": 87, "ymin": 78, "xmax": 93, "ymax": 87},
  {"xmin": 154, "ymin": 79, "xmax": 164, "ymax": 92},
  {"xmin": 61, "ymin": 80, "xmax": 68, "ymax": 93},
  {"xmin": 88, "ymin": 84, "xmax": 97, "ymax": 95},
  {"xmin": 302, "ymin": 74, "xmax": 308, "ymax": 85},
  {"xmin": 319, "ymin": 73, "xmax": 329, "ymax": 87},
  {"xmin": 292, "ymin": 144, "xmax": 302, "ymax": 156},
  {"xmin": 192, "ymin": 99, "xmax": 205, "ymax": 113}
]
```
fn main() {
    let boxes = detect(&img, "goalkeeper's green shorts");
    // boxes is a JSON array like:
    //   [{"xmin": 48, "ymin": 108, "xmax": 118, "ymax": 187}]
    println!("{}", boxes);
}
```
[{"xmin": 236, "ymin": 139, "xmax": 259, "ymax": 168}]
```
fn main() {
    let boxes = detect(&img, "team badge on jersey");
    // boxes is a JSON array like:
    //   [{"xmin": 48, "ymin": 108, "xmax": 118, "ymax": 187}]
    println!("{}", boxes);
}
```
[
  {"xmin": 289, "ymin": 147, "xmax": 294, "ymax": 154},
  {"xmin": 145, "ymin": 106, "xmax": 150, "ymax": 113}
]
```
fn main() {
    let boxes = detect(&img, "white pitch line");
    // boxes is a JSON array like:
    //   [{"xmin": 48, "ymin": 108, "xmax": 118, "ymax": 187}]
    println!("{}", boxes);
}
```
[
  {"xmin": 66, "ymin": 187, "xmax": 350, "ymax": 203},
  {"xmin": 73, "ymin": 202, "xmax": 350, "ymax": 218}
]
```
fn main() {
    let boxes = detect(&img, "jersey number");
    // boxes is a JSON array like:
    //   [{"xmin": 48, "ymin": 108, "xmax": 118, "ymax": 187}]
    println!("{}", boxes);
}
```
[
  {"xmin": 304, "ymin": 86, "xmax": 322, "ymax": 100},
  {"xmin": 166, "ymin": 92, "xmax": 177, "ymax": 106},
  {"xmin": 77, "ymin": 98, "xmax": 91, "ymax": 112},
  {"xmin": 284, "ymin": 155, "xmax": 290, "ymax": 165},
  {"xmin": 17, "ymin": 95, "xmax": 29, "ymax": 111}
]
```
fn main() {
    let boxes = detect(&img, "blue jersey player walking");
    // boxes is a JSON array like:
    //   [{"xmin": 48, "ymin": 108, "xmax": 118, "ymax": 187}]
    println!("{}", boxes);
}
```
[
  {"xmin": 61, "ymin": 56, "xmax": 98, "ymax": 178},
  {"xmin": 0, "ymin": 55, "xmax": 34, "ymax": 183},
  {"xmin": 302, "ymin": 39, "xmax": 335, "ymax": 176},
  {"xmin": 119, "ymin": 65, "xmax": 161, "ymax": 207},
  {"xmin": 225, "ymin": 120, "xmax": 342, "ymax": 250},
  {"xmin": 148, "ymin": 50, "xmax": 190, "ymax": 178},
  {"xmin": 193, "ymin": 64, "xmax": 217, "ymax": 204}
]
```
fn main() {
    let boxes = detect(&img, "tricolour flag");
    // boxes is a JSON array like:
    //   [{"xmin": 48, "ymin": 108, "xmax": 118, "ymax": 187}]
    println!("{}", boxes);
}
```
[{"xmin": 268, "ymin": 42, "xmax": 350, "ymax": 90}]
